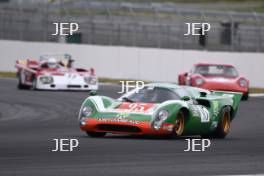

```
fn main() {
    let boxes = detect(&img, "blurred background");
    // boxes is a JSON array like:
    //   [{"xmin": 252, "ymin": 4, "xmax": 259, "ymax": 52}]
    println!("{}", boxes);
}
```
[
  {"xmin": 0, "ymin": 0, "xmax": 264, "ymax": 88},
  {"xmin": 0, "ymin": 0, "xmax": 263, "ymax": 52}
]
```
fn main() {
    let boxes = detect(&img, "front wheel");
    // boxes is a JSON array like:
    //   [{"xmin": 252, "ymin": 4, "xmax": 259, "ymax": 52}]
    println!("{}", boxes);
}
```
[
  {"xmin": 170, "ymin": 111, "xmax": 185, "ymax": 138},
  {"xmin": 32, "ymin": 77, "xmax": 38, "ymax": 90},
  {"xmin": 242, "ymin": 92, "xmax": 249, "ymax": 101},
  {"xmin": 86, "ymin": 131, "xmax": 106, "ymax": 138}
]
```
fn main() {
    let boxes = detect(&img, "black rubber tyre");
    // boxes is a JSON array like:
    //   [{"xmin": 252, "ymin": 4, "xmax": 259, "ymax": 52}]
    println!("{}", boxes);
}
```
[
  {"xmin": 242, "ymin": 92, "xmax": 249, "ymax": 101},
  {"xmin": 170, "ymin": 110, "xmax": 185, "ymax": 138},
  {"xmin": 202, "ymin": 107, "xmax": 231, "ymax": 139},
  {"xmin": 17, "ymin": 74, "xmax": 30, "ymax": 90},
  {"xmin": 86, "ymin": 132, "xmax": 106, "ymax": 138},
  {"xmin": 32, "ymin": 78, "xmax": 38, "ymax": 90}
]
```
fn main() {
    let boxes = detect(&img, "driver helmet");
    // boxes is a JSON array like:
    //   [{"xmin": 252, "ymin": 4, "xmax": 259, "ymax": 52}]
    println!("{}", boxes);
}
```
[{"xmin": 47, "ymin": 58, "xmax": 58, "ymax": 68}]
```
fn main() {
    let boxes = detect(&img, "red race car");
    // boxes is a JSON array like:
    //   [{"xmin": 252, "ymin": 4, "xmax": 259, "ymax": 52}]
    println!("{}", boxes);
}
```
[{"xmin": 178, "ymin": 63, "xmax": 249, "ymax": 100}]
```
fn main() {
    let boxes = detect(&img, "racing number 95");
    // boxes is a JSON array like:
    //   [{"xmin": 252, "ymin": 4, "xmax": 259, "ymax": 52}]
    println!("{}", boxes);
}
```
[{"xmin": 128, "ymin": 103, "xmax": 146, "ymax": 112}]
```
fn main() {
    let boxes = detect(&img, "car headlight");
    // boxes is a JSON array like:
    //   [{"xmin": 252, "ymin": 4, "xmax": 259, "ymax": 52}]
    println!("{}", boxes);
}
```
[
  {"xmin": 152, "ymin": 109, "xmax": 169, "ymax": 130},
  {"xmin": 84, "ymin": 77, "xmax": 97, "ymax": 85},
  {"xmin": 239, "ymin": 79, "xmax": 247, "ymax": 88},
  {"xmin": 195, "ymin": 78, "xmax": 204, "ymax": 86},
  {"xmin": 81, "ymin": 106, "xmax": 93, "ymax": 117},
  {"xmin": 79, "ymin": 118, "xmax": 86, "ymax": 126},
  {"xmin": 39, "ymin": 76, "xmax": 53, "ymax": 84},
  {"xmin": 157, "ymin": 109, "xmax": 169, "ymax": 121}
]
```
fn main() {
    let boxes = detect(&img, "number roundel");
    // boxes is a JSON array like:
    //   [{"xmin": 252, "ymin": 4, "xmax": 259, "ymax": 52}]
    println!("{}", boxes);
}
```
[{"xmin": 199, "ymin": 106, "xmax": 210, "ymax": 122}]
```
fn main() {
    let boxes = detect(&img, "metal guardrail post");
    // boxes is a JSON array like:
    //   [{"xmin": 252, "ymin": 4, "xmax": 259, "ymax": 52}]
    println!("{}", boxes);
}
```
[
  {"xmin": 253, "ymin": 12, "xmax": 262, "ymax": 52},
  {"xmin": 228, "ymin": 12, "xmax": 234, "ymax": 52},
  {"xmin": 176, "ymin": 9, "xmax": 183, "ymax": 50},
  {"xmin": 152, "ymin": 4, "xmax": 161, "ymax": 48},
  {"xmin": 127, "ymin": 4, "xmax": 136, "ymax": 47},
  {"xmin": 104, "ymin": 3, "xmax": 112, "ymax": 45}
]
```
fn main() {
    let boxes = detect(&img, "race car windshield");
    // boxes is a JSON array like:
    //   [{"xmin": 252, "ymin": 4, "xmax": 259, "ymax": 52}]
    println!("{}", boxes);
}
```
[
  {"xmin": 122, "ymin": 87, "xmax": 180, "ymax": 103},
  {"xmin": 48, "ymin": 62, "xmax": 60, "ymax": 69},
  {"xmin": 194, "ymin": 65, "xmax": 238, "ymax": 77},
  {"xmin": 41, "ymin": 62, "xmax": 61, "ymax": 69}
]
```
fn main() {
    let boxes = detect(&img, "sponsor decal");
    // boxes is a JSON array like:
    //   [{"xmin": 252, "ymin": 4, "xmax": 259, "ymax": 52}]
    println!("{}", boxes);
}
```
[
  {"xmin": 190, "ymin": 105, "xmax": 200, "ymax": 117},
  {"xmin": 212, "ymin": 101, "xmax": 220, "ymax": 117},
  {"xmin": 163, "ymin": 125, "xmax": 174, "ymax": 132},
  {"xmin": 116, "ymin": 112, "xmax": 130, "ymax": 118},
  {"xmin": 210, "ymin": 121, "xmax": 218, "ymax": 130},
  {"xmin": 197, "ymin": 106, "xmax": 210, "ymax": 123},
  {"xmin": 97, "ymin": 118, "xmax": 140, "ymax": 125},
  {"xmin": 90, "ymin": 97, "xmax": 154, "ymax": 115},
  {"xmin": 116, "ymin": 102, "xmax": 154, "ymax": 113}
]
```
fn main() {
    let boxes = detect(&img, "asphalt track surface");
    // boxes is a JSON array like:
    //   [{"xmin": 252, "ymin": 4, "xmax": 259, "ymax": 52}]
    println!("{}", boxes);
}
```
[{"xmin": 0, "ymin": 78, "xmax": 264, "ymax": 176}]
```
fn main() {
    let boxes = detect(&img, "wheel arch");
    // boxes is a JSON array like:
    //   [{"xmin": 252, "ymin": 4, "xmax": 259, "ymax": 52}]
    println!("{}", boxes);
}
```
[
  {"xmin": 180, "ymin": 107, "xmax": 190, "ymax": 120},
  {"xmin": 221, "ymin": 105, "xmax": 234, "ymax": 120},
  {"xmin": 174, "ymin": 107, "xmax": 190, "ymax": 126}
]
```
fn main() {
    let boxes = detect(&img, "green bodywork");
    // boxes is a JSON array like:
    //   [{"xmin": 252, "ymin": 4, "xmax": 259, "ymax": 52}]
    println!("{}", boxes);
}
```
[{"xmin": 79, "ymin": 83, "xmax": 242, "ymax": 136}]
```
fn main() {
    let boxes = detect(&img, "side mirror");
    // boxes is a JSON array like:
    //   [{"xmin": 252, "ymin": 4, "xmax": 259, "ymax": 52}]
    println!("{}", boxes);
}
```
[
  {"xmin": 89, "ymin": 90, "xmax": 97, "ymax": 96},
  {"xmin": 181, "ymin": 96, "xmax": 190, "ymax": 101}
]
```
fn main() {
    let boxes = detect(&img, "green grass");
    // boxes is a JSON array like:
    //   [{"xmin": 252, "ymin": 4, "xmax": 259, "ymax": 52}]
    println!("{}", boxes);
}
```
[
  {"xmin": 0, "ymin": 72, "xmax": 17, "ymax": 78},
  {"xmin": 1, "ymin": 72, "xmax": 264, "ymax": 93},
  {"xmin": 249, "ymin": 87, "xmax": 264, "ymax": 94}
]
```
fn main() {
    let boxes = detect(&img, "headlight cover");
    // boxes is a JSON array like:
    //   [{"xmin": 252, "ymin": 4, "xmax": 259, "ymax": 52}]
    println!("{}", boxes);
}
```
[
  {"xmin": 157, "ymin": 110, "xmax": 169, "ymax": 121},
  {"xmin": 81, "ymin": 106, "xmax": 93, "ymax": 117},
  {"xmin": 84, "ymin": 77, "xmax": 97, "ymax": 85},
  {"xmin": 78, "ymin": 104, "xmax": 94, "ymax": 125},
  {"xmin": 195, "ymin": 78, "xmax": 204, "ymax": 86},
  {"xmin": 39, "ymin": 76, "xmax": 53, "ymax": 84},
  {"xmin": 152, "ymin": 109, "xmax": 169, "ymax": 130},
  {"xmin": 79, "ymin": 118, "xmax": 86, "ymax": 126},
  {"xmin": 239, "ymin": 79, "xmax": 247, "ymax": 88}
]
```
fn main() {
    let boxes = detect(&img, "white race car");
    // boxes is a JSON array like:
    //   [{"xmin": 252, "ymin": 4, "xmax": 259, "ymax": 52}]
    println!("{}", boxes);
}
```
[{"xmin": 15, "ymin": 54, "xmax": 98, "ymax": 91}]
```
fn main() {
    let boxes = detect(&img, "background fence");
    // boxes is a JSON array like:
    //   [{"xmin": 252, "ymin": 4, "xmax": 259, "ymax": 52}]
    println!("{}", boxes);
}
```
[{"xmin": 0, "ymin": 0, "xmax": 264, "ymax": 52}]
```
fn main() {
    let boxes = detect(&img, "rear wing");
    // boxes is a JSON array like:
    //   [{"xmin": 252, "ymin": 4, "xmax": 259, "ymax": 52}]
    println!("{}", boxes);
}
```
[
  {"xmin": 212, "ymin": 90, "xmax": 243, "ymax": 115},
  {"xmin": 15, "ymin": 59, "xmax": 38, "ymax": 74}
]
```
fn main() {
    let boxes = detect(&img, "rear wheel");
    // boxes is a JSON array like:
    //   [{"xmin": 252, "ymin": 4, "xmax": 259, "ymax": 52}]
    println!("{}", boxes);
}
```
[
  {"xmin": 202, "ymin": 107, "xmax": 231, "ymax": 139},
  {"xmin": 86, "ymin": 132, "xmax": 106, "ymax": 138},
  {"xmin": 170, "ymin": 111, "xmax": 185, "ymax": 138},
  {"xmin": 17, "ymin": 73, "xmax": 30, "ymax": 90}
]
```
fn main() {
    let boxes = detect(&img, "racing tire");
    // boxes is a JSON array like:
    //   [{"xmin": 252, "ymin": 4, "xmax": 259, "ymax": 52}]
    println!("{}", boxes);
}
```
[
  {"xmin": 86, "ymin": 132, "xmax": 106, "ymax": 138},
  {"xmin": 242, "ymin": 92, "xmax": 249, "ymax": 101},
  {"xmin": 170, "ymin": 110, "xmax": 185, "ymax": 138},
  {"xmin": 32, "ymin": 78, "xmax": 38, "ymax": 90},
  {"xmin": 17, "ymin": 74, "xmax": 30, "ymax": 90},
  {"xmin": 202, "ymin": 107, "xmax": 231, "ymax": 139}
]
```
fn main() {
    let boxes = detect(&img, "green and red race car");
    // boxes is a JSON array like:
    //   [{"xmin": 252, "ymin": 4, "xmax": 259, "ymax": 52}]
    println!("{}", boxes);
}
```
[{"xmin": 78, "ymin": 83, "xmax": 242, "ymax": 138}]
